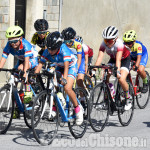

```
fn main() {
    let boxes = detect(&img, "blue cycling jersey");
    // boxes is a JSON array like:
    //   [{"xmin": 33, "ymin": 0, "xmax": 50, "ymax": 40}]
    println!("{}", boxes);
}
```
[
  {"xmin": 40, "ymin": 43, "xmax": 77, "ymax": 68},
  {"xmin": 2, "ymin": 38, "xmax": 38, "ymax": 60}
]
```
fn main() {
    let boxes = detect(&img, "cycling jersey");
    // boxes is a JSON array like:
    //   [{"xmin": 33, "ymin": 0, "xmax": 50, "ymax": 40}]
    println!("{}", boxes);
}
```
[
  {"xmin": 82, "ymin": 43, "xmax": 88, "ymax": 55},
  {"xmin": 40, "ymin": 43, "xmax": 77, "ymax": 68},
  {"xmin": 70, "ymin": 41, "xmax": 85, "ymax": 59},
  {"xmin": 130, "ymin": 40, "xmax": 147, "ymax": 58},
  {"xmin": 31, "ymin": 31, "xmax": 50, "ymax": 49},
  {"xmin": 2, "ymin": 38, "xmax": 38, "ymax": 61},
  {"xmin": 99, "ymin": 38, "xmax": 130, "ymax": 59},
  {"xmin": 130, "ymin": 40, "xmax": 148, "ymax": 67}
]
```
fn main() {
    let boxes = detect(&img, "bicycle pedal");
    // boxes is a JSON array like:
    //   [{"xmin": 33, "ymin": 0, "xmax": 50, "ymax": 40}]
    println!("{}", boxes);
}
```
[{"xmin": 116, "ymin": 106, "xmax": 124, "ymax": 110}]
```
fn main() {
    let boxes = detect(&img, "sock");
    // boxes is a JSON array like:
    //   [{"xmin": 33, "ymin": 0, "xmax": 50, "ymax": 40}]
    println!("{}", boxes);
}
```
[
  {"xmin": 143, "ymin": 77, "xmax": 148, "ymax": 84},
  {"xmin": 124, "ymin": 91, "xmax": 130, "ymax": 98},
  {"xmin": 74, "ymin": 105, "xmax": 80, "ymax": 113}
]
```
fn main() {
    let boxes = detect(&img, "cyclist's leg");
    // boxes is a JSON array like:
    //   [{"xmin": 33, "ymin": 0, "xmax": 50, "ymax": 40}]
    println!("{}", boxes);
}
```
[
  {"xmin": 64, "ymin": 64, "xmax": 83, "ymax": 125},
  {"xmin": 138, "ymin": 53, "xmax": 148, "ymax": 93}
]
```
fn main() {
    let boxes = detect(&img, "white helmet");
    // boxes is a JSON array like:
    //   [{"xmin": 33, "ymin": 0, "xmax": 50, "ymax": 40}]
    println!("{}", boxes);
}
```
[{"xmin": 102, "ymin": 26, "xmax": 118, "ymax": 39}]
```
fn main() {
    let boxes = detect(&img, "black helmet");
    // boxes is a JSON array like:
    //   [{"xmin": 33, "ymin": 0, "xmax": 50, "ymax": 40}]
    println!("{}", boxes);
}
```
[
  {"xmin": 46, "ymin": 31, "xmax": 63, "ymax": 50},
  {"xmin": 34, "ymin": 19, "xmax": 49, "ymax": 31},
  {"xmin": 61, "ymin": 27, "xmax": 76, "ymax": 40}
]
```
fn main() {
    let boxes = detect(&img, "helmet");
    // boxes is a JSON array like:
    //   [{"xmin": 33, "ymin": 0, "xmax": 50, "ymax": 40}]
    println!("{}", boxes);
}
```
[
  {"xmin": 5, "ymin": 26, "xmax": 24, "ymax": 38},
  {"xmin": 102, "ymin": 26, "xmax": 118, "ymax": 39},
  {"xmin": 123, "ymin": 30, "xmax": 137, "ymax": 42},
  {"xmin": 75, "ymin": 36, "xmax": 83, "ymax": 43},
  {"xmin": 46, "ymin": 31, "xmax": 63, "ymax": 50},
  {"xmin": 61, "ymin": 27, "xmax": 76, "ymax": 40},
  {"xmin": 34, "ymin": 19, "xmax": 49, "ymax": 31}
]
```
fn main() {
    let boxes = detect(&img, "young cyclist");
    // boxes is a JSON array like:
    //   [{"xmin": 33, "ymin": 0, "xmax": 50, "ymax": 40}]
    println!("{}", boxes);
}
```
[
  {"xmin": 75, "ymin": 36, "xmax": 89, "ymax": 73},
  {"xmin": 0, "ymin": 25, "xmax": 38, "ymax": 117},
  {"xmin": 35, "ymin": 31, "xmax": 83, "ymax": 125},
  {"xmin": 123, "ymin": 30, "xmax": 148, "ymax": 93},
  {"xmin": 61, "ymin": 27, "xmax": 85, "ymax": 91},
  {"xmin": 31, "ymin": 19, "xmax": 50, "ymax": 57},
  {"xmin": 93, "ymin": 26, "xmax": 131, "ymax": 110}
]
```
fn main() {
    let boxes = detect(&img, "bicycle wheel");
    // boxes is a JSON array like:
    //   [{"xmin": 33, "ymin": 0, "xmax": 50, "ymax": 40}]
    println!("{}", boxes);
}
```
[
  {"xmin": 0, "ymin": 84, "xmax": 14, "ymax": 134},
  {"xmin": 31, "ymin": 90, "xmax": 58, "ymax": 145},
  {"xmin": 136, "ymin": 71, "xmax": 150, "ymax": 109},
  {"xmin": 89, "ymin": 82, "xmax": 109, "ymax": 132},
  {"xmin": 118, "ymin": 81, "xmax": 134, "ymax": 126},
  {"xmin": 68, "ymin": 87, "xmax": 89, "ymax": 139},
  {"xmin": 24, "ymin": 83, "xmax": 43, "ymax": 129}
]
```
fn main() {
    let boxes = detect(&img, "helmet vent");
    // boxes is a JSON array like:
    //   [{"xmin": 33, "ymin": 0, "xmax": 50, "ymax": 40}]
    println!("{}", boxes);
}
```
[{"xmin": 15, "ymin": 30, "xmax": 21, "ymax": 35}]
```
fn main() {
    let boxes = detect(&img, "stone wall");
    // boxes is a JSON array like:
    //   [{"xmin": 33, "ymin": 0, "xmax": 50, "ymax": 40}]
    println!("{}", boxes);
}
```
[{"xmin": 43, "ymin": 0, "xmax": 60, "ymax": 32}]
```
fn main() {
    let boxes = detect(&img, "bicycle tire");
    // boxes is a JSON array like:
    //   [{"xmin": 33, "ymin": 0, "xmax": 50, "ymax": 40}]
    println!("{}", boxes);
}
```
[
  {"xmin": 118, "ymin": 81, "xmax": 134, "ymax": 126},
  {"xmin": 89, "ymin": 82, "xmax": 109, "ymax": 132},
  {"xmin": 24, "ymin": 82, "xmax": 43, "ymax": 129},
  {"xmin": 31, "ymin": 90, "xmax": 58, "ymax": 145},
  {"xmin": 136, "ymin": 71, "xmax": 150, "ymax": 109},
  {"xmin": 68, "ymin": 87, "xmax": 89, "ymax": 139},
  {"xmin": 0, "ymin": 84, "xmax": 14, "ymax": 134}
]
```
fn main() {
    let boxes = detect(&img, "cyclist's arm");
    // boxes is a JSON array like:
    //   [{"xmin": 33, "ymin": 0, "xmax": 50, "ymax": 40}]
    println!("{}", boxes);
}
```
[
  {"xmin": 23, "ymin": 56, "xmax": 30, "ymax": 77},
  {"xmin": 63, "ymin": 61, "xmax": 69, "ymax": 79},
  {"xmin": 94, "ymin": 50, "xmax": 104, "ymax": 70},
  {"xmin": 116, "ymin": 51, "xmax": 123, "ymax": 71},
  {"xmin": 77, "ymin": 54, "xmax": 82, "ymax": 69},
  {"xmin": 35, "ymin": 62, "xmax": 43, "ymax": 73},
  {"xmin": 135, "ymin": 55, "xmax": 141, "ymax": 67},
  {"xmin": 0, "ymin": 57, "xmax": 7, "ymax": 68}
]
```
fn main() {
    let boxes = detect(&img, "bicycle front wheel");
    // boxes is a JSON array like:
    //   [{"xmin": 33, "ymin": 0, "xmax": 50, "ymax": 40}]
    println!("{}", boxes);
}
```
[
  {"xmin": 136, "ymin": 71, "xmax": 150, "ymax": 109},
  {"xmin": 118, "ymin": 81, "xmax": 134, "ymax": 126},
  {"xmin": 24, "ymin": 82, "xmax": 43, "ymax": 129},
  {"xmin": 68, "ymin": 87, "xmax": 89, "ymax": 139},
  {"xmin": 89, "ymin": 82, "xmax": 109, "ymax": 132},
  {"xmin": 0, "ymin": 84, "xmax": 14, "ymax": 134},
  {"xmin": 31, "ymin": 90, "xmax": 58, "ymax": 145}
]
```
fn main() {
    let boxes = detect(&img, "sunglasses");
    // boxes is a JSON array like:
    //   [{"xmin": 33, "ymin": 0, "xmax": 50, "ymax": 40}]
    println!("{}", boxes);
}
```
[
  {"xmin": 64, "ymin": 39, "xmax": 74, "ymax": 44},
  {"xmin": 104, "ymin": 39, "xmax": 115, "ymax": 45},
  {"xmin": 124, "ymin": 41, "xmax": 134, "ymax": 45},
  {"xmin": 8, "ymin": 38, "xmax": 20, "ymax": 44},
  {"xmin": 37, "ymin": 31, "xmax": 47, "ymax": 35}
]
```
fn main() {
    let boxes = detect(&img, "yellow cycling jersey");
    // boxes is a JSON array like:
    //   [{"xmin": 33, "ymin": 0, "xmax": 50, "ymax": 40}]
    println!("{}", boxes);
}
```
[
  {"xmin": 70, "ymin": 41, "xmax": 82, "ymax": 56},
  {"xmin": 130, "ymin": 42, "xmax": 142, "ymax": 58},
  {"xmin": 31, "ymin": 31, "xmax": 50, "ymax": 50}
]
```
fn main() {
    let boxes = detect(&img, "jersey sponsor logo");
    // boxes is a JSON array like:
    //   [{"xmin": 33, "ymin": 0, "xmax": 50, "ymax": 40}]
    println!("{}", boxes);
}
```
[
  {"xmin": 77, "ymin": 44, "xmax": 81, "ymax": 49},
  {"xmin": 138, "ymin": 47, "xmax": 142, "ymax": 51}
]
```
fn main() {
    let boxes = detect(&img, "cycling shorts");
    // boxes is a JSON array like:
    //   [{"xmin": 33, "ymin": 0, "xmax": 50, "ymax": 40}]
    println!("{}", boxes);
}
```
[
  {"xmin": 15, "ymin": 57, "xmax": 38, "ymax": 69},
  {"xmin": 78, "ymin": 57, "xmax": 85, "ymax": 74},
  {"xmin": 56, "ymin": 63, "xmax": 78, "ymax": 80},
  {"xmin": 131, "ymin": 53, "xmax": 148, "ymax": 67},
  {"xmin": 107, "ymin": 56, "xmax": 131, "ymax": 73}
]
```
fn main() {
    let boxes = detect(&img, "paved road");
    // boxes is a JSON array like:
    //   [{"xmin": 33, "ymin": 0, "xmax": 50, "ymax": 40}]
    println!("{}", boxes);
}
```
[
  {"xmin": 0, "ymin": 69, "xmax": 150, "ymax": 150},
  {"xmin": 1, "ymin": 100, "xmax": 150, "ymax": 150}
]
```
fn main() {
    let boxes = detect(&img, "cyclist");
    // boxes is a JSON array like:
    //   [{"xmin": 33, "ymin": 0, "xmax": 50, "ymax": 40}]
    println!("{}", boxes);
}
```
[
  {"xmin": 123, "ymin": 30, "xmax": 148, "ymax": 93},
  {"xmin": 93, "ymin": 26, "xmax": 131, "ymax": 110},
  {"xmin": 75, "ymin": 36, "xmax": 89, "ymax": 73},
  {"xmin": 35, "ymin": 31, "xmax": 83, "ymax": 125},
  {"xmin": 0, "ymin": 26, "xmax": 38, "ymax": 117},
  {"xmin": 61, "ymin": 27, "xmax": 85, "ymax": 97},
  {"xmin": 31, "ymin": 19, "xmax": 50, "ymax": 57}
]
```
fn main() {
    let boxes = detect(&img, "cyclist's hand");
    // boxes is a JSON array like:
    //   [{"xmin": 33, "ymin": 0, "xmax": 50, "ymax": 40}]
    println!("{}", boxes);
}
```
[
  {"xmin": 117, "ymin": 71, "xmax": 121, "ymax": 79},
  {"xmin": 90, "ymin": 70, "xmax": 96, "ymax": 78},
  {"xmin": 133, "ymin": 65, "xmax": 138, "ymax": 71}
]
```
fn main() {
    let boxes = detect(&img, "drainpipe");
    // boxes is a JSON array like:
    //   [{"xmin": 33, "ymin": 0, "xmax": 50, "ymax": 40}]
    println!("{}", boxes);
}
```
[{"xmin": 59, "ymin": 0, "xmax": 63, "ymax": 31}]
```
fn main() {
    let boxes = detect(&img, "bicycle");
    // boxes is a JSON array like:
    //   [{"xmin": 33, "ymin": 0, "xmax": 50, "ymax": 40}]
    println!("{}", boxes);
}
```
[
  {"xmin": 0, "ymin": 68, "xmax": 42, "ymax": 134},
  {"xmin": 31, "ymin": 69, "xmax": 89, "ymax": 145},
  {"xmin": 89, "ymin": 64, "xmax": 135, "ymax": 132},
  {"xmin": 127, "ymin": 61, "xmax": 150, "ymax": 109}
]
